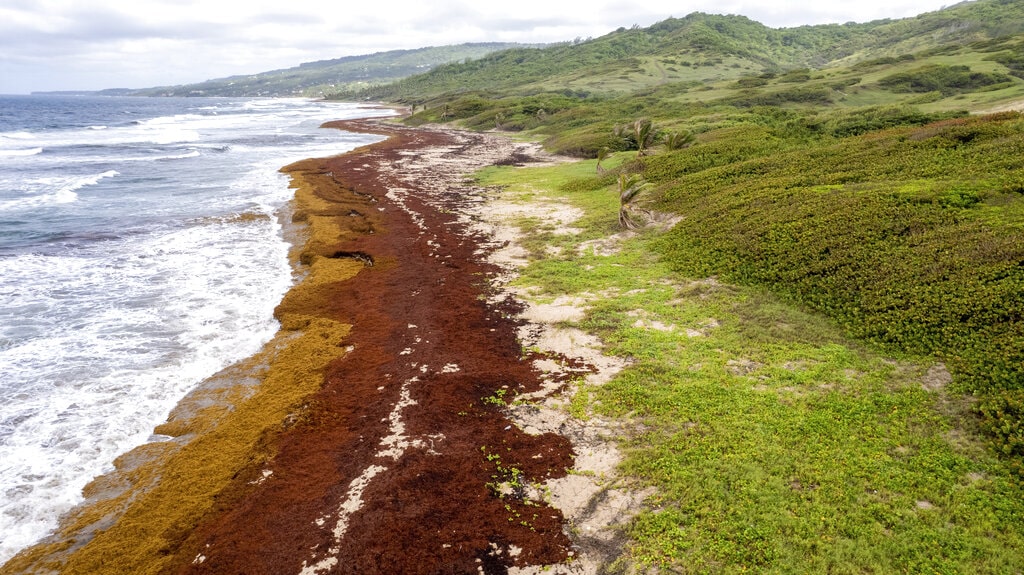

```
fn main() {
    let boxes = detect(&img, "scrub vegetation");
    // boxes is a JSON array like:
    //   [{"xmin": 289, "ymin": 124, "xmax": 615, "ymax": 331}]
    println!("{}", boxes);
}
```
[{"xmin": 473, "ymin": 145, "xmax": 1024, "ymax": 573}]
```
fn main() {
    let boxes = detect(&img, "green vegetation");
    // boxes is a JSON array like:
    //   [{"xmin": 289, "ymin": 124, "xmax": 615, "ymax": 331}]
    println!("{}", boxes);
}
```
[
  {"xmin": 335, "ymin": 0, "xmax": 1024, "ymax": 104},
  {"xmin": 649, "ymin": 114, "xmax": 1024, "ymax": 398},
  {"xmin": 323, "ymin": 0, "xmax": 1024, "ymax": 569},
  {"xmin": 878, "ymin": 64, "xmax": 1014, "ymax": 95},
  {"xmin": 474, "ymin": 156, "xmax": 1024, "ymax": 572}
]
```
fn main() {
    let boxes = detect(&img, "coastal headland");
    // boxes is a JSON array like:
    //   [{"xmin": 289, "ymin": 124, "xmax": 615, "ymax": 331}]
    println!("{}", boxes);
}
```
[{"xmin": 2, "ymin": 119, "xmax": 624, "ymax": 574}]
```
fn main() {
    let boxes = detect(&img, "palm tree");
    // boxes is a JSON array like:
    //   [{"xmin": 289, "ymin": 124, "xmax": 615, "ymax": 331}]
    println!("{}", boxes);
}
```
[
  {"xmin": 664, "ymin": 130, "xmax": 695, "ymax": 151},
  {"xmin": 596, "ymin": 147, "xmax": 611, "ymax": 174},
  {"xmin": 613, "ymin": 119, "xmax": 658, "ymax": 157},
  {"xmin": 632, "ymin": 119, "xmax": 657, "ymax": 157},
  {"xmin": 617, "ymin": 173, "xmax": 648, "ymax": 229}
]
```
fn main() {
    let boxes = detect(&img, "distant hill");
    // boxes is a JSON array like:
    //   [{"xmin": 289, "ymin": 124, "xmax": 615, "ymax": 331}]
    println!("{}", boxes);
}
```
[
  {"xmin": 339, "ymin": 0, "xmax": 1024, "ymax": 102},
  {"xmin": 99, "ymin": 43, "xmax": 535, "ymax": 98}
]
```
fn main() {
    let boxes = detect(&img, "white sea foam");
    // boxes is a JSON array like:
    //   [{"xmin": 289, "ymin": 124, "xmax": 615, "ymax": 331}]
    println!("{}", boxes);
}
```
[
  {"xmin": 0, "ymin": 131, "xmax": 34, "ymax": 140},
  {"xmin": 156, "ymin": 150, "xmax": 201, "ymax": 161},
  {"xmin": 0, "ymin": 147, "xmax": 42, "ymax": 157},
  {"xmin": 0, "ymin": 170, "xmax": 117, "ymax": 212},
  {"xmin": 0, "ymin": 214, "xmax": 292, "ymax": 561}
]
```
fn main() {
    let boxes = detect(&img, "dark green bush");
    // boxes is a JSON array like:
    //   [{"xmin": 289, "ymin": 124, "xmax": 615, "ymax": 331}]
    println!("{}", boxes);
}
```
[
  {"xmin": 779, "ymin": 68, "xmax": 812, "ymax": 83},
  {"xmin": 878, "ymin": 64, "xmax": 1015, "ymax": 95},
  {"xmin": 824, "ymin": 105, "xmax": 965, "ymax": 137},
  {"xmin": 647, "ymin": 113, "xmax": 1024, "ymax": 469},
  {"xmin": 734, "ymin": 76, "xmax": 770, "ymax": 88},
  {"xmin": 726, "ymin": 85, "xmax": 834, "ymax": 107},
  {"xmin": 543, "ymin": 129, "xmax": 627, "ymax": 158},
  {"xmin": 978, "ymin": 391, "xmax": 1024, "ymax": 478}
]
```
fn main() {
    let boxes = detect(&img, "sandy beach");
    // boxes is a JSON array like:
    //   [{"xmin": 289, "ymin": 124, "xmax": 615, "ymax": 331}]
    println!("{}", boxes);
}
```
[{"xmin": 1, "ymin": 118, "xmax": 635, "ymax": 575}]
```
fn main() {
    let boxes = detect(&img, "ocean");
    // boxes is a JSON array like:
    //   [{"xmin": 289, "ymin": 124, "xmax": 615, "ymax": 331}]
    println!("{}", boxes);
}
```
[{"xmin": 0, "ymin": 94, "xmax": 390, "ymax": 563}]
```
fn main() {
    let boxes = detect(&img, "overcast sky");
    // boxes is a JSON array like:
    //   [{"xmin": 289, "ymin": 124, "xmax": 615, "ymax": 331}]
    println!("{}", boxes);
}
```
[{"xmin": 1, "ymin": 0, "xmax": 962, "ymax": 94}]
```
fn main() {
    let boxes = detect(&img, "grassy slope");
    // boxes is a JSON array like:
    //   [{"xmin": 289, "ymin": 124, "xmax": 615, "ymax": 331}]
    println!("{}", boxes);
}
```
[
  {"xmin": 339, "ymin": 0, "xmax": 1024, "ymax": 570},
  {"xmin": 340, "ymin": 1, "xmax": 1024, "ymax": 103}
]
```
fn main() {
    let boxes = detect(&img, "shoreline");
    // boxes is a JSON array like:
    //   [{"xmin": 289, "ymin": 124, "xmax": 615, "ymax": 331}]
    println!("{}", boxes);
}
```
[{"xmin": 1, "ymin": 119, "xmax": 632, "ymax": 574}]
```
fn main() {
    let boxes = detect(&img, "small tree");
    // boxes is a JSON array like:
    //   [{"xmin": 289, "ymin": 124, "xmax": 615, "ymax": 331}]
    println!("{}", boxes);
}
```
[
  {"xmin": 596, "ymin": 147, "xmax": 611, "ymax": 174},
  {"xmin": 663, "ymin": 130, "xmax": 695, "ymax": 151},
  {"xmin": 617, "ymin": 173, "xmax": 648, "ymax": 229},
  {"xmin": 631, "ymin": 119, "xmax": 657, "ymax": 157},
  {"xmin": 613, "ymin": 119, "xmax": 658, "ymax": 158}
]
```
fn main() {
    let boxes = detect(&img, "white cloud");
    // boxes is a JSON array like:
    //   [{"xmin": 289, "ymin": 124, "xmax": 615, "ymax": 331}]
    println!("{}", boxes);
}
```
[{"xmin": 0, "ymin": 0, "xmax": 960, "ymax": 93}]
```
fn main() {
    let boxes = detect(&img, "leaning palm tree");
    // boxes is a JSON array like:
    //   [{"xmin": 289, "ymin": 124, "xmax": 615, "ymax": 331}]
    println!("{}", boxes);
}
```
[
  {"xmin": 612, "ymin": 120, "xmax": 656, "ymax": 156},
  {"xmin": 632, "ymin": 119, "xmax": 657, "ymax": 157},
  {"xmin": 617, "ymin": 173, "xmax": 648, "ymax": 229},
  {"xmin": 596, "ymin": 147, "xmax": 611, "ymax": 174}
]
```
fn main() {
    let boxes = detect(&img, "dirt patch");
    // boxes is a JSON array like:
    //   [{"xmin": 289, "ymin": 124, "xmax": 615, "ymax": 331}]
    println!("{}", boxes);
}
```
[
  {"xmin": 922, "ymin": 363, "xmax": 953, "ymax": 392},
  {"xmin": 979, "ymin": 98, "xmax": 1024, "ymax": 114}
]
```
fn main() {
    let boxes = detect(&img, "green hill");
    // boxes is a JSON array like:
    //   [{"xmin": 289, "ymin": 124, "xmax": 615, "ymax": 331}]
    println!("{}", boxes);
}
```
[
  {"xmin": 101, "ymin": 43, "xmax": 531, "ymax": 97},
  {"xmin": 338, "ymin": 1, "xmax": 1024, "ymax": 103}
]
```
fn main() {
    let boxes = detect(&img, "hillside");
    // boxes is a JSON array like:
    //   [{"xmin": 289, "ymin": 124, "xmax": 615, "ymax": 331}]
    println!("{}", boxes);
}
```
[
  {"xmin": 337, "ymin": 0, "xmax": 1024, "ymax": 103},
  {"xmin": 100, "ymin": 43, "xmax": 530, "ymax": 97}
]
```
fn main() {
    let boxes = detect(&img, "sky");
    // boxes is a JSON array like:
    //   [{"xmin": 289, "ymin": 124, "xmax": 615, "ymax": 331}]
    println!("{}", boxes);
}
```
[{"xmin": 1, "ymin": 0, "xmax": 964, "ymax": 94}]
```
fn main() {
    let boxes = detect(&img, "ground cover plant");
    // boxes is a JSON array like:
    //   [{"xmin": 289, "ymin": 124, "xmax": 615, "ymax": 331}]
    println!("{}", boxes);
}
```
[
  {"xmin": 643, "ymin": 112, "xmax": 1024, "ymax": 472},
  {"xmin": 474, "ymin": 157, "xmax": 1024, "ymax": 573}
]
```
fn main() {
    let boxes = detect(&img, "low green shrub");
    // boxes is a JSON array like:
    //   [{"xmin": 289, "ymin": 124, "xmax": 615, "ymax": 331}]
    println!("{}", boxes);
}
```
[
  {"xmin": 879, "ymin": 64, "xmax": 1015, "ymax": 95},
  {"xmin": 726, "ymin": 85, "xmax": 835, "ymax": 107},
  {"xmin": 979, "ymin": 390, "xmax": 1024, "ymax": 477},
  {"xmin": 647, "ymin": 113, "xmax": 1024, "ymax": 470},
  {"xmin": 544, "ymin": 127, "xmax": 628, "ymax": 157},
  {"xmin": 822, "ymin": 105, "xmax": 962, "ymax": 137}
]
